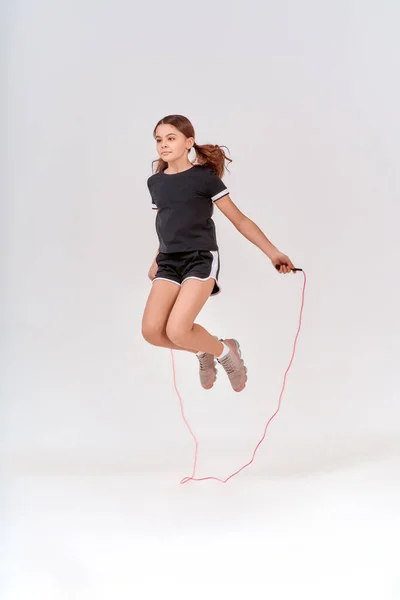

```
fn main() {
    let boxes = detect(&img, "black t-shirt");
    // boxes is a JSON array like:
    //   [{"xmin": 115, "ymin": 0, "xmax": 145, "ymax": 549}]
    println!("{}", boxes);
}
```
[{"xmin": 147, "ymin": 165, "xmax": 229, "ymax": 253}]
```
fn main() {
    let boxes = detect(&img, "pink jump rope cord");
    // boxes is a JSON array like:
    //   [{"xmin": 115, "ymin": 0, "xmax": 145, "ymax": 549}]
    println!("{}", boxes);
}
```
[{"xmin": 170, "ymin": 268, "xmax": 307, "ymax": 484}]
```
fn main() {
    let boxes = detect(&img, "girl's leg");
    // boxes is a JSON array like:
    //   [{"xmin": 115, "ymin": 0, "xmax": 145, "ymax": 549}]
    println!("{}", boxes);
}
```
[
  {"xmin": 166, "ymin": 278, "xmax": 225, "ymax": 356},
  {"xmin": 141, "ymin": 280, "xmax": 198, "ymax": 353}
]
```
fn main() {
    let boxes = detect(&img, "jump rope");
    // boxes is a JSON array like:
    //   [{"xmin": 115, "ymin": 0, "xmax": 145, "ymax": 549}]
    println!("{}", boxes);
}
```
[{"xmin": 170, "ymin": 265, "xmax": 307, "ymax": 484}]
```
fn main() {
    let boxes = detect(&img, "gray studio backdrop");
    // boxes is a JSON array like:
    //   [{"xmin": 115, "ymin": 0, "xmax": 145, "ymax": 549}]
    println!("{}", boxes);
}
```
[{"xmin": 2, "ymin": 0, "xmax": 399, "ymax": 479}]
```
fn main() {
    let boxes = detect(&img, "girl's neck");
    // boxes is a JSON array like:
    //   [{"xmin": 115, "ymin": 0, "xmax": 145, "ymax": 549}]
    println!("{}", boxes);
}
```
[{"xmin": 163, "ymin": 156, "xmax": 195, "ymax": 175}]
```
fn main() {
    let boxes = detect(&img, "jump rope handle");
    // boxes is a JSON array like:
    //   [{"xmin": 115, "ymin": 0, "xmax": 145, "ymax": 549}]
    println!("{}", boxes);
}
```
[{"xmin": 275, "ymin": 264, "xmax": 303, "ymax": 272}]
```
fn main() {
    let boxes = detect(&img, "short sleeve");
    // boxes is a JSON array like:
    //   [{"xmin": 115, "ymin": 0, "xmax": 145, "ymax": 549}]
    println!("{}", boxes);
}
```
[
  {"xmin": 147, "ymin": 177, "xmax": 157, "ymax": 210},
  {"xmin": 206, "ymin": 168, "xmax": 229, "ymax": 202}
]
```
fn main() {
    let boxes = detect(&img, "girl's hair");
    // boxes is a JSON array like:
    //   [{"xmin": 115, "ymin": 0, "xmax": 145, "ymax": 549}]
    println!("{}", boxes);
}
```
[{"xmin": 151, "ymin": 114, "xmax": 232, "ymax": 179}]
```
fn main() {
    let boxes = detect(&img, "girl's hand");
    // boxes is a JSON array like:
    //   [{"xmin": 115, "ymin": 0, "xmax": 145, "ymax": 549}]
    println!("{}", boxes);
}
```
[
  {"xmin": 148, "ymin": 261, "xmax": 158, "ymax": 281},
  {"xmin": 270, "ymin": 251, "xmax": 296, "ymax": 274}
]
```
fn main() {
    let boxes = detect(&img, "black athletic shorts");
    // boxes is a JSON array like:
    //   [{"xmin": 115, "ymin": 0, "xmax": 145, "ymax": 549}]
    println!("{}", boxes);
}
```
[{"xmin": 153, "ymin": 250, "xmax": 221, "ymax": 296}]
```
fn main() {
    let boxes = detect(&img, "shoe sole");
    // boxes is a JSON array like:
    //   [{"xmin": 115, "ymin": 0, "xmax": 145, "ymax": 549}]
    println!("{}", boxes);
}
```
[{"xmin": 227, "ymin": 339, "xmax": 248, "ymax": 392}]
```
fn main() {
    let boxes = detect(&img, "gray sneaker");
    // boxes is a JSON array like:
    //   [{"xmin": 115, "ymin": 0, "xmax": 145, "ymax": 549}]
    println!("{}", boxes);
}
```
[
  {"xmin": 197, "ymin": 352, "xmax": 217, "ymax": 390},
  {"xmin": 217, "ymin": 339, "xmax": 248, "ymax": 392}
]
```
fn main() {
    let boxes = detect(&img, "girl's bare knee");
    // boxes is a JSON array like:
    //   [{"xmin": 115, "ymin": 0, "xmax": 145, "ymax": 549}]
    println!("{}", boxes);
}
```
[
  {"xmin": 165, "ymin": 321, "xmax": 191, "ymax": 348},
  {"xmin": 142, "ymin": 323, "xmax": 165, "ymax": 346}
]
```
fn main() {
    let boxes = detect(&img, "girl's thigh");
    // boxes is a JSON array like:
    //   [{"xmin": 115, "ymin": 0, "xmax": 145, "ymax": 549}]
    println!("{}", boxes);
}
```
[
  {"xmin": 142, "ymin": 279, "xmax": 181, "ymax": 333},
  {"xmin": 168, "ymin": 277, "xmax": 215, "ymax": 330}
]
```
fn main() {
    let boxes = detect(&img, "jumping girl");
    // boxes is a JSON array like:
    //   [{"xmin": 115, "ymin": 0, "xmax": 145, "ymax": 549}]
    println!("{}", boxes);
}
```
[{"xmin": 142, "ymin": 114, "xmax": 296, "ymax": 393}]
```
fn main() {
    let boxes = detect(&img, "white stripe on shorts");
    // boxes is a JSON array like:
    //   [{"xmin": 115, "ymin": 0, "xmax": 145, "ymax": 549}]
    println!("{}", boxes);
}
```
[
  {"xmin": 182, "ymin": 250, "xmax": 219, "ymax": 285},
  {"xmin": 152, "ymin": 277, "xmax": 181, "ymax": 287}
]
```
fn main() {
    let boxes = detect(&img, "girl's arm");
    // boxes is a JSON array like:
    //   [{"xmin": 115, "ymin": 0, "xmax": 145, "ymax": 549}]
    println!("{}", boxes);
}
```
[
  {"xmin": 148, "ymin": 248, "xmax": 159, "ymax": 281},
  {"xmin": 215, "ymin": 195, "xmax": 295, "ymax": 274},
  {"xmin": 148, "ymin": 210, "xmax": 159, "ymax": 280}
]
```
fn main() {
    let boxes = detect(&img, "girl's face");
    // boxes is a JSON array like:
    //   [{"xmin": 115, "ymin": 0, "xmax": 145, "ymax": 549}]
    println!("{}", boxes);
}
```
[{"xmin": 155, "ymin": 124, "xmax": 194, "ymax": 162}]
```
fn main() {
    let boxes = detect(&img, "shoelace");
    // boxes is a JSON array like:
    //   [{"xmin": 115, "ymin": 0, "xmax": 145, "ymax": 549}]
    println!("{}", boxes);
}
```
[
  {"xmin": 197, "ymin": 353, "xmax": 210, "ymax": 371},
  {"xmin": 219, "ymin": 354, "xmax": 235, "ymax": 374}
]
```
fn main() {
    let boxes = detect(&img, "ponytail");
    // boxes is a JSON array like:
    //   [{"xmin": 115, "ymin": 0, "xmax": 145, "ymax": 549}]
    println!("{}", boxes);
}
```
[{"xmin": 192, "ymin": 143, "xmax": 232, "ymax": 179}]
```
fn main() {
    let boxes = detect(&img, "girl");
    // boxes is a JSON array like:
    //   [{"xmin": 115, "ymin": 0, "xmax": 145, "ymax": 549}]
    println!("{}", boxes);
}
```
[{"xmin": 142, "ymin": 115, "xmax": 295, "ymax": 393}]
